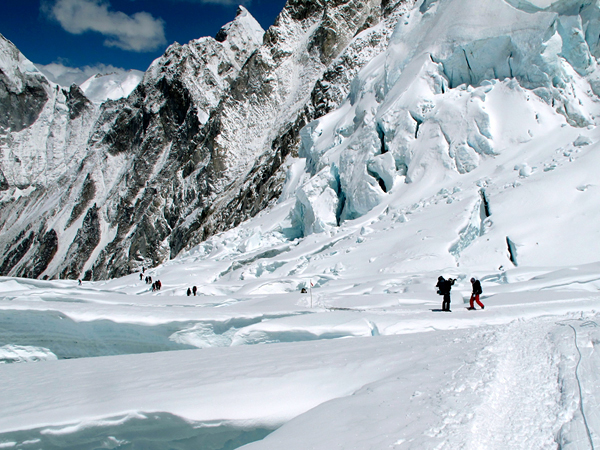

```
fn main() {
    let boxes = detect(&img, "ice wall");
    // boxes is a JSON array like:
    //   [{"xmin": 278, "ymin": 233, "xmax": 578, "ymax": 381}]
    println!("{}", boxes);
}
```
[{"xmin": 289, "ymin": 0, "xmax": 600, "ymax": 238}]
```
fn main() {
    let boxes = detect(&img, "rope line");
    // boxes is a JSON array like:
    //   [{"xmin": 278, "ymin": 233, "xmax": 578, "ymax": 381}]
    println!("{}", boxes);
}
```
[{"xmin": 557, "ymin": 320, "xmax": 595, "ymax": 450}]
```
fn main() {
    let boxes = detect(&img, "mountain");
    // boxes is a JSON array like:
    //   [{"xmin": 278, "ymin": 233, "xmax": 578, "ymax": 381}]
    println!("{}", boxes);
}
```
[
  {"xmin": 0, "ymin": 1, "xmax": 411, "ymax": 281},
  {"xmin": 2, "ymin": 0, "xmax": 600, "ymax": 282},
  {"xmin": 35, "ymin": 63, "xmax": 144, "ymax": 104},
  {"xmin": 3, "ymin": 0, "xmax": 600, "ymax": 447}
]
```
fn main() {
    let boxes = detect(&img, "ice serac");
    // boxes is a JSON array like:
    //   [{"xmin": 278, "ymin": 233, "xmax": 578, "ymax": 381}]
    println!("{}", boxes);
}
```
[{"xmin": 291, "ymin": 0, "xmax": 600, "ymax": 238}]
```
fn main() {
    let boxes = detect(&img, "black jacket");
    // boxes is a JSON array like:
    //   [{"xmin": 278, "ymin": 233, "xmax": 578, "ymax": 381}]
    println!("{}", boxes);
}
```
[
  {"xmin": 472, "ymin": 280, "xmax": 482, "ymax": 295},
  {"xmin": 436, "ymin": 277, "xmax": 454, "ymax": 295}
]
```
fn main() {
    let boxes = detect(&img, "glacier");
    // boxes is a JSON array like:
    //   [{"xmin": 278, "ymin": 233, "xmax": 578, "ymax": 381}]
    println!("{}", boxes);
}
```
[
  {"xmin": 1, "ymin": 0, "xmax": 600, "ymax": 448},
  {"xmin": 291, "ymin": 0, "xmax": 600, "ymax": 272}
]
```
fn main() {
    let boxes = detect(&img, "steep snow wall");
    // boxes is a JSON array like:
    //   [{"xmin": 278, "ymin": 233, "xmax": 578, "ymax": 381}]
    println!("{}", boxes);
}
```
[{"xmin": 288, "ymin": 0, "xmax": 600, "ymax": 268}]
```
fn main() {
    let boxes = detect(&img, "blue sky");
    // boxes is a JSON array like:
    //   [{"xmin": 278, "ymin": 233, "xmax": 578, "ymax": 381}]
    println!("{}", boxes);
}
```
[{"xmin": 2, "ymin": 0, "xmax": 287, "ymax": 75}]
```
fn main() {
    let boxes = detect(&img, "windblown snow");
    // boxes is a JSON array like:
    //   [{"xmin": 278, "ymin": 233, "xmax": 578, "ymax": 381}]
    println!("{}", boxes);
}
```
[
  {"xmin": 2, "ymin": 0, "xmax": 600, "ymax": 448},
  {"xmin": 79, "ymin": 71, "xmax": 144, "ymax": 104}
]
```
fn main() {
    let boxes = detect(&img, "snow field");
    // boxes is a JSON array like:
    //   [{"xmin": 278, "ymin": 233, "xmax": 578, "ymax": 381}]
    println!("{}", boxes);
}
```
[{"xmin": 1, "ymin": 260, "xmax": 600, "ymax": 448}]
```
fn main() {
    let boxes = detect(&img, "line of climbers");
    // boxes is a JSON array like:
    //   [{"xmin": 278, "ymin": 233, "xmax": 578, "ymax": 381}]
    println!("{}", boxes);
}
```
[
  {"xmin": 139, "ymin": 272, "xmax": 161, "ymax": 291},
  {"xmin": 132, "ymin": 267, "xmax": 484, "ymax": 311},
  {"xmin": 436, "ymin": 276, "xmax": 484, "ymax": 312}
]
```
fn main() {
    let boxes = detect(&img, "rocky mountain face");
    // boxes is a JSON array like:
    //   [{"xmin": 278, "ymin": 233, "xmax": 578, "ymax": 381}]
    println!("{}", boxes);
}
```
[{"xmin": 0, "ymin": 1, "xmax": 413, "ymax": 280}]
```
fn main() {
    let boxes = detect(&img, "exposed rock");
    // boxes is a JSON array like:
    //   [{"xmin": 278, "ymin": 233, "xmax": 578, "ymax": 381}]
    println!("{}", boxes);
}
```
[
  {"xmin": 65, "ymin": 84, "xmax": 92, "ymax": 120},
  {"xmin": 0, "ymin": 76, "xmax": 48, "ymax": 133},
  {"xmin": 0, "ymin": 167, "xmax": 7, "ymax": 190},
  {"xmin": 59, "ymin": 205, "xmax": 101, "ymax": 279},
  {"xmin": 27, "ymin": 229, "xmax": 58, "ymax": 279},
  {"xmin": 0, "ymin": 34, "xmax": 49, "ymax": 132},
  {"xmin": 0, "ymin": 230, "xmax": 34, "ymax": 275},
  {"xmin": 66, "ymin": 174, "xmax": 96, "ymax": 228}
]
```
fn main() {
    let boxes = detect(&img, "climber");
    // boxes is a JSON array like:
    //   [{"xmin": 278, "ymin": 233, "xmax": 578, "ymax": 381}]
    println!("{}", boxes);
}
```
[
  {"xmin": 436, "ymin": 276, "xmax": 455, "ymax": 312},
  {"xmin": 467, "ymin": 277, "xmax": 484, "ymax": 310}
]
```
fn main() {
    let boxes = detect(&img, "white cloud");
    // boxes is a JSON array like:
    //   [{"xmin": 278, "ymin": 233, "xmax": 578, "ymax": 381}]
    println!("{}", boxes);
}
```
[
  {"xmin": 35, "ymin": 61, "xmax": 143, "ymax": 86},
  {"xmin": 43, "ymin": 0, "xmax": 167, "ymax": 52}
]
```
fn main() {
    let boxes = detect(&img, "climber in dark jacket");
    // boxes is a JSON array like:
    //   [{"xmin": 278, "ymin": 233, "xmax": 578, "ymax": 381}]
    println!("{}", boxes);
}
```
[
  {"xmin": 436, "ymin": 276, "xmax": 455, "ymax": 312},
  {"xmin": 468, "ymin": 278, "xmax": 484, "ymax": 310},
  {"xmin": 187, "ymin": 287, "xmax": 191, "ymax": 296}
]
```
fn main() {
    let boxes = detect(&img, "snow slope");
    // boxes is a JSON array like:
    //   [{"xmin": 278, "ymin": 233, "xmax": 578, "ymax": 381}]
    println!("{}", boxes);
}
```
[
  {"xmin": 79, "ymin": 71, "xmax": 143, "ymax": 104},
  {"xmin": 0, "ymin": 226, "xmax": 600, "ymax": 449}
]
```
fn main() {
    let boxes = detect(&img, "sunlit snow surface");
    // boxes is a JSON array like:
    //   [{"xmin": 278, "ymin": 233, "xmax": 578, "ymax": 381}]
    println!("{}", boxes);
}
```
[
  {"xmin": 79, "ymin": 71, "xmax": 143, "ymax": 104},
  {"xmin": 1, "ymin": 199, "xmax": 600, "ymax": 449},
  {"xmin": 4, "ymin": 0, "xmax": 600, "ymax": 448}
]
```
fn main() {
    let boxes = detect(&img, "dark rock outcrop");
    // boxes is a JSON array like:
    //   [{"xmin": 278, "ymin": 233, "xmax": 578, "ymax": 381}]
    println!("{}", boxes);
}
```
[
  {"xmin": 59, "ymin": 205, "xmax": 101, "ymax": 279},
  {"xmin": 65, "ymin": 84, "xmax": 92, "ymax": 120},
  {"xmin": 27, "ymin": 229, "xmax": 58, "ymax": 279},
  {"xmin": 0, "ymin": 230, "xmax": 34, "ymax": 275}
]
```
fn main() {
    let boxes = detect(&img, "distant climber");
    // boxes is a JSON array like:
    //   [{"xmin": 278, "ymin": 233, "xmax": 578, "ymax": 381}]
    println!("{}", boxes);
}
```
[
  {"xmin": 187, "ymin": 287, "xmax": 191, "ymax": 296},
  {"xmin": 78, "ymin": 279, "xmax": 82, "ymax": 286},
  {"xmin": 436, "ymin": 276, "xmax": 455, "ymax": 312},
  {"xmin": 468, "ymin": 278, "xmax": 484, "ymax": 310},
  {"xmin": 192, "ymin": 286, "xmax": 197, "ymax": 296},
  {"xmin": 140, "ymin": 273, "xmax": 143, "ymax": 281},
  {"xmin": 156, "ymin": 280, "xmax": 162, "ymax": 290}
]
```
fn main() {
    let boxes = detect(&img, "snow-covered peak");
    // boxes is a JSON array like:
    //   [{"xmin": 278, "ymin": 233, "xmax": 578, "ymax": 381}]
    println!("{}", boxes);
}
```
[
  {"xmin": 215, "ymin": 6, "xmax": 265, "ymax": 48},
  {"xmin": 0, "ymin": 33, "xmax": 47, "ymax": 94},
  {"xmin": 141, "ymin": 7, "xmax": 264, "ymax": 124},
  {"xmin": 144, "ymin": 6, "xmax": 264, "ymax": 85},
  {"xmin": 79, "ymin": 70, "xmax": 143, "ymax": 104}
]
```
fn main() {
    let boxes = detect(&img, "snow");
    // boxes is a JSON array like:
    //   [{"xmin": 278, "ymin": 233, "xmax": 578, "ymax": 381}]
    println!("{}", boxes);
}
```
[
  {"xmin": 3, "ymin": 0, "xmax": 600, "ymax": 447},
  {"xmin": 79, "ymin": 71, "xmax": 143, "ymax": 104},
  {"xmin": 0, "ymin": 33, "xmax": 43, "ymax": 94},
  {"xmin": 1, "ymin": 202, "xmax": 600, "ymax": 448},
  {"xmin": 1, "ymin": 265, "xmax": 599, "ymax": 448}
]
